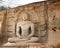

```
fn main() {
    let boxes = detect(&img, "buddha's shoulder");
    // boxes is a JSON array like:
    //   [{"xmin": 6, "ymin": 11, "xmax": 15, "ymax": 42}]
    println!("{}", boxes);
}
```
[{"xmin": 18, "ymin": 21, "xmax": 34, "ymax": 25}]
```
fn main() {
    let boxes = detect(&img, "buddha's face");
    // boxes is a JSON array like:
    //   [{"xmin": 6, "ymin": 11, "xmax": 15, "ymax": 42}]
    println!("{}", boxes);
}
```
[{"xmin": 21, "ymin": 13, "xmax": 28, "ymax": 21}]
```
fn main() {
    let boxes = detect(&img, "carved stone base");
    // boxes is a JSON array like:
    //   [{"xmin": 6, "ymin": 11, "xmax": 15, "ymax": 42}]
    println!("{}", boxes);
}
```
[
  {"xmin": 8, "ymin": 37, "xmax": 39, "ymax": 43},
  {"xmin": 3, "ymin": 42, "xmax": 40, "ymax": 46}
]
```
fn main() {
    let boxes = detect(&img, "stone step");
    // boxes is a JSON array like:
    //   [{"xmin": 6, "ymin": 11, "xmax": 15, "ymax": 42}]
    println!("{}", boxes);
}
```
[{"xmin": 3, "ymin": 43, "xmax": 51, "ymax": 48}]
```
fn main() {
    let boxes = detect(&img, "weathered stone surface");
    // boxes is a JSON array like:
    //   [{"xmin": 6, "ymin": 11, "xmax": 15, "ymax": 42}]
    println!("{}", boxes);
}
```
[
  {"xmin": 0, "ymin": 1, "xmax": 60, "ymax": 46},
  {"xmin": 0, "ymin": 2, "xmax": 46, "ymax": 40}
]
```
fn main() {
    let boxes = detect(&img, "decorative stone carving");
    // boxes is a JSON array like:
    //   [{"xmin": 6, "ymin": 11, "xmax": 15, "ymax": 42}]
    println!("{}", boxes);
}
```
[{"xmin": 3, "ymin": 12, "xmax": 39, "ymax": 46}]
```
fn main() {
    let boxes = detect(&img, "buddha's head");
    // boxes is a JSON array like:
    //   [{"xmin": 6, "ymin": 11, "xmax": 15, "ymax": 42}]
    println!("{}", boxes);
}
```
[{"xmin": 21, "ymin": 12, "xmax": 28, "ymax": 21}]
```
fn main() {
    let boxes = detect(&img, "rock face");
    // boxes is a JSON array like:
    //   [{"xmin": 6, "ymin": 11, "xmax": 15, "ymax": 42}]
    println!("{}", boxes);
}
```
[
  {"xmin": 0, "ymin": 2, "xmax": 45, "ymax": 36},
  {"xmin": 0, "ymin": 2, "xmax": 47, "ymax": 45},
  {"xmin": 0, "ymin": 1, "xmax": 60, "ymax": 46},
  {"xmin": 48, "ymin": 1, "xmax": 60, "ymax": 45}
]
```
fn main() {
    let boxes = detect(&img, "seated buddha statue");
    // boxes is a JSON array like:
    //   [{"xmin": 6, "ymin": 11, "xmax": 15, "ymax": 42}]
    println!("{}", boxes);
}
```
[{"xmin": 7, "ymin": 12, "xmax": 39, "ymax": 43}]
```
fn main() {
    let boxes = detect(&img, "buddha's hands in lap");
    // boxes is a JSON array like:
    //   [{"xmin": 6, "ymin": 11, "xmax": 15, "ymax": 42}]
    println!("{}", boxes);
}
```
[
  {"xmin": 19, "ymin": 36, "xmax": 29, "ymax": 40},
  {"xmin": 20, "ymin": 36, "xmax": 23, "ymax": 39}
]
